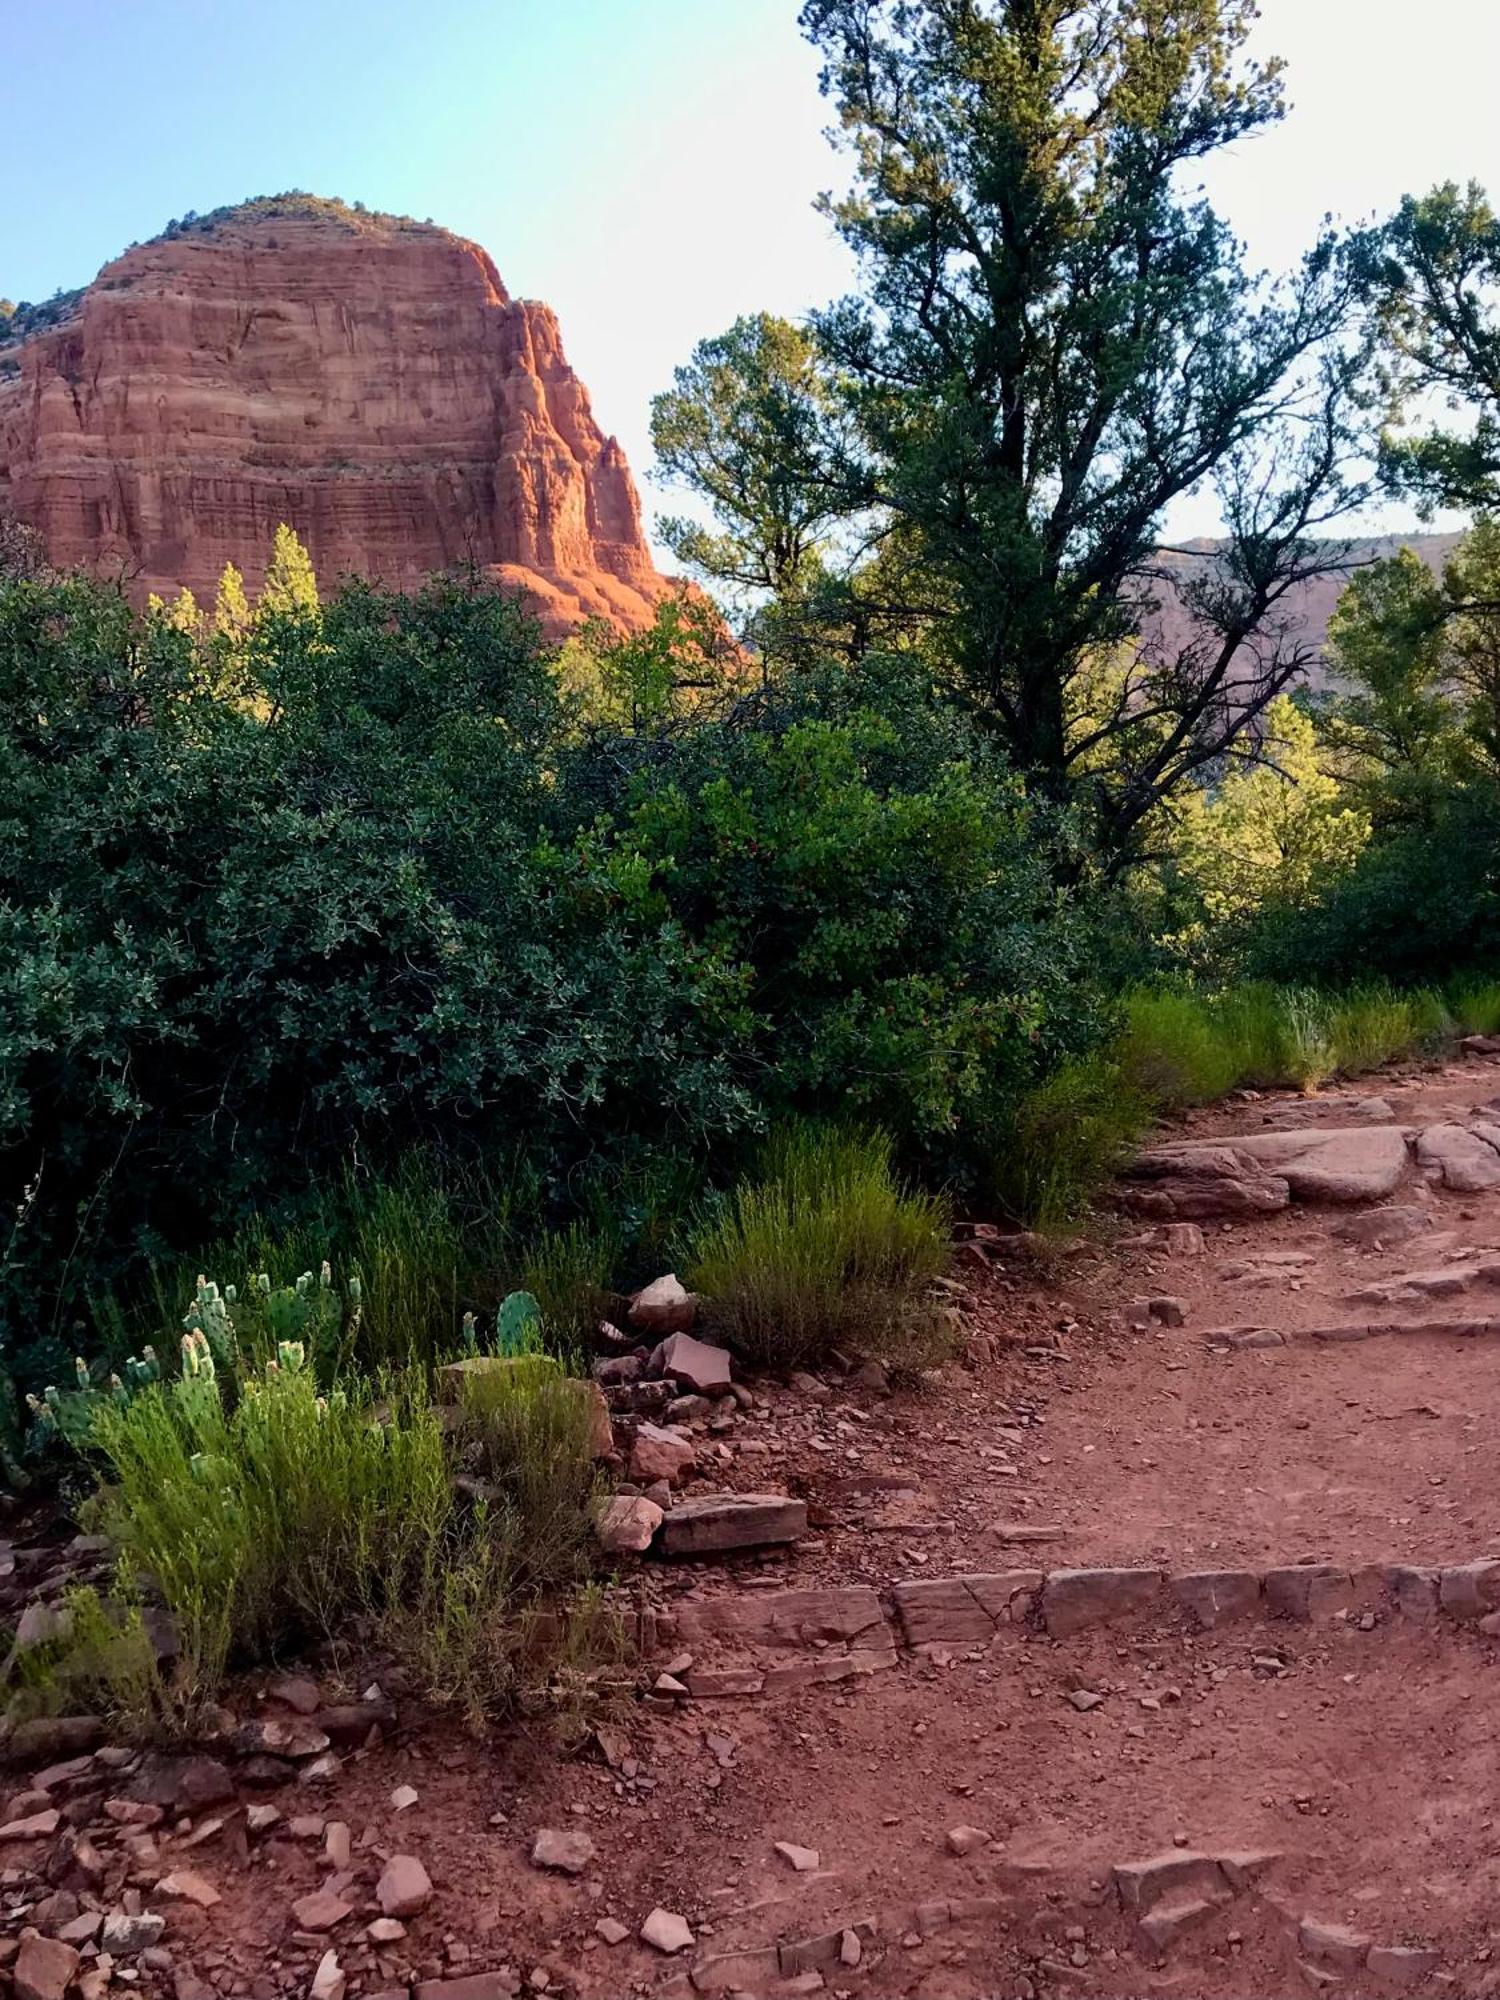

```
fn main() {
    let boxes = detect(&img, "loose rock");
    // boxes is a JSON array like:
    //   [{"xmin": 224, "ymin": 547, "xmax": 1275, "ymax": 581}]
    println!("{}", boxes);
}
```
[
  {"xmin": 652, "ymin": 1330, "xmax": 732, "ymax": 1396},
  {"xmin": 377, "ymin": 1853, "xmax": 433, "ymax": 1918},
  {"xmin": 773, "ymin": 1840, "xmax": 821, "ymax": 1871},
  {"xmin": 1366, "ymin": 1944, "xmax": 1440, "ymax": 1989},
  {"xmin": 157, "ymin": 1868, "xmax": 222, "ymax": 1908},
  {"xmin": 628, "ymin": 1422, "xmax": 696, "ymax": 1487},
  {"xmin": 1299, "ymin": 1917, "xmax": 1372, "ymax": 1970},
  {"xmin": 595, "ymin": 1496, "xmax": 663, "ymax": 1555},
  {"xmin": 102, "ymin": 1911, "xmax": 167, "ymax": 1953},
  {"xmin": 656, "ymin": 1492, "xmax": 806, "ymax": 1556},
  {"xmin": 15, "ymin": 1935, "xmax": 81, "ymax": 2000},
  {"xmin": 292, "ymin": 1889, "xmax": 354, "ymax": 1933},
  {"xmin": 530, "ymin": 1827, "xmax": 596, "ymax": 1875},
  {"xmin": 268, "ymin": 1674, "xmax": 322, "ymax": 1715},
  {"xmin": 629, "ymin": 1274, "xmax": 697, "ymax": 1336},
  {"xmin": 1332, "ymin": 1205, "xmax": 1433, "ymax": 1249},
  {"xmin": 640, "ymin": 1907, "xmax": 694, "ymax": 1954},
  {"xmin": 309, "ymin": 1949, "xmax": 345, "ymax": 2000}
]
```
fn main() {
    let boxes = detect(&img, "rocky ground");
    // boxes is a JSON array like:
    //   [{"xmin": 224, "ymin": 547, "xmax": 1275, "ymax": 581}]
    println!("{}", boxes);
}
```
[{"xmin": 8, "ymin": 1050, "xmax": 1500, "ymax": 2000}]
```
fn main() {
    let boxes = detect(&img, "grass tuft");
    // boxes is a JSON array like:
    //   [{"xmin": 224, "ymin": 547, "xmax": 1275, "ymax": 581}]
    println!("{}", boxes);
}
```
[
  {"xmin": 521, "ymin": 1223, "xmax": 618, "ymax": 1358},
  {"xmin": 683, "ymin": 1125, "xmax": 950, "ymax": 1372},
  {"xmin": 1449, "ymin": 977, "xmax": 1500, "ymax": 1036}
]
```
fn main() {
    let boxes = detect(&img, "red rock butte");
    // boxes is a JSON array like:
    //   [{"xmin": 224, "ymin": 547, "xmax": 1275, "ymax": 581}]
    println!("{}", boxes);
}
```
[{"xmin": 0, "ymin": 197, "xmax": 675, "ymax": 635}]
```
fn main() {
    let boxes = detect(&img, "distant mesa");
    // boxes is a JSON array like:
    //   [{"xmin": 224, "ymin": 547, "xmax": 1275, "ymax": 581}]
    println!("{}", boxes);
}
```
[
  {"xmin": 0, "ymin": 193, "xmax": 674, "ymax": 636},
  {"xmin": 1146, "ymin": 533, "xmax": 1464, "ymax": 692}
]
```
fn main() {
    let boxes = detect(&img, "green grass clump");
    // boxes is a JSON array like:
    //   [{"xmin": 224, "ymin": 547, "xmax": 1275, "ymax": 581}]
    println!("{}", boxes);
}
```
[
  {"xmin": 1322, "ymin": 985, "xmax": 1436, "ymax": 1076},
  {"xmin": 13, "ymin": 1316, "xmax": 615, "ymax": 1734},
  {"xmin": 84, "ymin": 1361, "xmax": 450, "ymax": 1709},
  {"xmin": 342, "ymin": 1166, "xmax": 467, "ymax": 1373},
  {"xmin": 993, "ymin": 1052, "xmax": 1149, "ymax": 1234},
  {"xmin": 1449, "ymin": 977, "xmax": 1500, "ymax": 1035},
  {"xmin": 1002, "ymin": 972, "xmax": 1493, "ymax": 1232},
  {"xmin": 1116, "ymin": 989, "xmax": 1244, "ymax": 1106},
  {"xmin": 683, "ymin": 1126, "xmax": 950, "ymax": 1373},
  {"xmin": 450, "ymin": 1357, "xmax": 603, "ymax": 1593},
  {"xmin": 383, "ymin": 1352, "xmax": 614, "ymax": 1729},
  {"xmin": 520, "ymin": 1222, "xmax": 618, "ymax": 1359}
]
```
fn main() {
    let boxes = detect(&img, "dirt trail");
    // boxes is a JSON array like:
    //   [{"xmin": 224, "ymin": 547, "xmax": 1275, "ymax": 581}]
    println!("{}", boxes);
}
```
[{"xmin": 11, "ymin": 1051, "xmax": 1500, "ymax": 2000}]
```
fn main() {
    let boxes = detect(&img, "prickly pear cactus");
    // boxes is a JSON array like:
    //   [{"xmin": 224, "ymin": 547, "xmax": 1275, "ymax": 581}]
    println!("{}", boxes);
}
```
[
  {"xmin": 496, "ymin": 1290, "xmax": 543, "ymax": 1356},
  {"xmin": 26, "ymin": 1345, "xmax": 156, "ymax": 1454},
  {"xmin": 182, "ymin": 1276, "xmax": 243, "ymax": 1385},
  {"xmin": 256, "ymin": 1264, "xmax": 351, "ymax": 1385}
]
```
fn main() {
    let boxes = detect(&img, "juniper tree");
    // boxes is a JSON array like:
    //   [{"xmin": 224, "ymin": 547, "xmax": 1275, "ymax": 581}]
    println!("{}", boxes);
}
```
[
  {"xmin": 1367, "ymin": 182, "xmax": 1500, "ymax": 514},
  {"xmin": 658, "ymin": 1, "xmax": 1369, "ymax": 862}
]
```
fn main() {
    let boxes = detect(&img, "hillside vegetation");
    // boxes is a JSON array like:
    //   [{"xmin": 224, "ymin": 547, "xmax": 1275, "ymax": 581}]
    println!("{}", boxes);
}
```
[{"xmin": 6, "ymin": 0, "xmax": 1500, "ymax": 1737}]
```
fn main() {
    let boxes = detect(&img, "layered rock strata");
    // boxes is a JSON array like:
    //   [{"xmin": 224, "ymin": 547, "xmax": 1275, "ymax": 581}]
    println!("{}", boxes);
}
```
[{"xmin": 0, "ymin": 204, "xmax": 671, "ymax": 634}]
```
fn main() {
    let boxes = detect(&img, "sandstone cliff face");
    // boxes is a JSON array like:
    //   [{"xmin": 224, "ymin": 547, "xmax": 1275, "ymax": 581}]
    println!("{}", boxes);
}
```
[{"xmin": 0, "ymin": 207, "xmax": 672, "ymax": 634}]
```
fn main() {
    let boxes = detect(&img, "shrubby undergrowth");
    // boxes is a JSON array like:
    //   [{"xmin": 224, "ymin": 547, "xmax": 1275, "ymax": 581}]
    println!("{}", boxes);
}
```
[
  {"xmin": 0, "ymin": 569, "xmax": 1097, "ymax": 1420},
  {"xmin": 11, "ymin": 1276, "xmax": 610, "ymax": 1735}
]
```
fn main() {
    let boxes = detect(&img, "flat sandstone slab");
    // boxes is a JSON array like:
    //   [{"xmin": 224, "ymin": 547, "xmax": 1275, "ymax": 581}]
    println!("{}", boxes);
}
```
[
  {"xmin": 892, "ymin": 1572, "xmax": 1042, "ymax": 1647},
  {"xmin": 672, "ymin": 1585, "xmax": 893, "ymax": 1652},
  {"xmin": 1210, "ymin": 1126, "xmax": 1411, "ymax": 1203},
  {"xmin": 656, "ymin": 1493, "xmax": 807, "ymax": 1557}
]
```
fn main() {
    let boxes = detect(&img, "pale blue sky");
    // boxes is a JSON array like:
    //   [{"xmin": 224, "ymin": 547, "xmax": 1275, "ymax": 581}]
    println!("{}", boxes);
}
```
[{"xmin": 6, "ymin": 0, "xmax": 1500, "ymax": 549}]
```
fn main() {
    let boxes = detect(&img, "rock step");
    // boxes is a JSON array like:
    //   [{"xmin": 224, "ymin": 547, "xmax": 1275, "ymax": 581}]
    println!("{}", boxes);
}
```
[
  {"xmin": 1123, "ymin": 1111, "xmax": 1500, "ymax": 1216},
  {"xmin": 685, "ymin": 1843, "xmax": 1442, "ymax": 1989},
  {"xmin": 658, "ymin": 1556, "xmax": 1500, "ymax": 1693},
  {"xmin": 1208, "ymin": 1313, "xmax": 1500, "ymax": 1349},
  {"xmin": 294, "ymin": 1854, "xmax": 1442, "ymax": 1998},
  {"xmin": 1123, "ymin": 1125, "xmax": 1412, "ymax": 1217}
]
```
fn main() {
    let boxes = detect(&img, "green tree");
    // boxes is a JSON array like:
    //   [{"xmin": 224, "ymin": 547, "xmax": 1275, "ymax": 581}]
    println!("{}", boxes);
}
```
[
  {"xmin": 1320, "ymin": 548, "xmax": 1459, "ymax": 789},
  {"xmin": 1438, "ymin": 517, "xmax": 1500, "ymax": 768},
  {"xmin": 1173, "ymin": 695, "xmax": 1370, "ymax": 924},
  {"xmin": 258, "ymin": 523, "xmax": 320, "ymax": 619},
  {"xmin": 555, "ymin": 593, "xmax": 738, "ymax": 735},
  {"xmin": 1318, "ymin": 525, "xmax": 1500, "ymax": 796},
  {"xmin": 656, "ymin": 1, "xmax": 1366, "ymax": 860},
  {"xmin": 651, "ymin": 314, "xmax": 853, "ymax": 605},
  {"xmin": 1367, "ymin": 183, "xmax": 1500, "ymax": 513}
]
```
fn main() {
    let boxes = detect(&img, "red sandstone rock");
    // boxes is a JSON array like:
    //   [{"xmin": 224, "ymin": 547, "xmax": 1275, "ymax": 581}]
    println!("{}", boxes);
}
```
[{"xmin": 0, "ymin": 204, "xmax": 674, "ymax": 637}]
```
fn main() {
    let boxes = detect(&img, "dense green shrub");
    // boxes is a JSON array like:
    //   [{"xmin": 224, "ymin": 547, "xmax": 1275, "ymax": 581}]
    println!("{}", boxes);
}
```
[
  {"xmin": 0, "ymin": 581, "xmax": 1099, "ymax": 1421},
  {"xmin": 684, "ymin": 1125, "xmax": 950, "ymax": 1371},
  {"xmin": 1245, "ymin": 787, "xmax": 1500, "ymax": 986},
  {"xmin": 0, "ymin": 577, "xmax": 748, "ymax": 1392},
  {"xmin": 589, "ymin": 658, "xmax": 1102, "ymax": 1177}
]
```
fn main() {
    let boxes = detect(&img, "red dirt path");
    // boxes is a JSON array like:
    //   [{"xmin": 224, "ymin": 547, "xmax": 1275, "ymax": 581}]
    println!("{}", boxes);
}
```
[{"xmin": 12, "ymin": 1052, "xmax": 1500, "ymax": 1999}]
